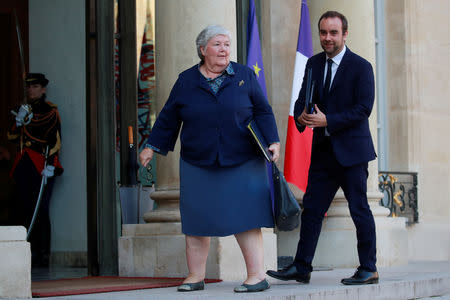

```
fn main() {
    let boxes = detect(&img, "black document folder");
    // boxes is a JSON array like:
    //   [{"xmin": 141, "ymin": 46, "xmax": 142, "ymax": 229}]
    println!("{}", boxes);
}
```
[
  {"xmin": 247, "ymin": 120, "xmax": 273, "ymax": 162},
  {"xmin": 305, "ymin": 68, "xmax": 315, "ymax": 114}
]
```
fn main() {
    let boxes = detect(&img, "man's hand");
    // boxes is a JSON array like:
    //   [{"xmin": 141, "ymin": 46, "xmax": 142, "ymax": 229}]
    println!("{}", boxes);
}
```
[
  {"xmin": 14, "ymin": 104, "xmax": 33, "ymax": 127},
  {"xmin": 297, "ymin": 105, "xmax": 327, "ymax": 128},
  {"xmin": 42, "ymin": 165, "xmax": 55, "ymax": 178},
  {"xmin": 139, "ymin": 147, "xmax": 154, "ymax": 167},
  {"xmin": 269, "ymin": 142, "xmax": 280, "ymax": 163},
  {"xmin": 41, "ymin": 165, "xmax": 55, "ymax": 185}
]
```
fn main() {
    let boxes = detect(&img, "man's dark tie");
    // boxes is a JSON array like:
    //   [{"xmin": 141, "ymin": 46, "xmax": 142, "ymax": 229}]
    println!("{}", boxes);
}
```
[{"xmin": 323, "ymin": 58, "xmax": 333, "ymax": 99}]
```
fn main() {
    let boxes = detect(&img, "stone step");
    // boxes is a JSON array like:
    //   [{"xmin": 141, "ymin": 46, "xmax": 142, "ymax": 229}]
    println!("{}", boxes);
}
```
[{"xmin": 30, "ymin": 261, "xmax": 450, "ymax": 300}]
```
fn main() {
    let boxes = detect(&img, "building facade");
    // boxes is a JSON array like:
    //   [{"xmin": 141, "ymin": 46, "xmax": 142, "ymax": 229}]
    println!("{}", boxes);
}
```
[{"xmin": 0, "ymin": 0, "xmax": 449, "ymax": 284}]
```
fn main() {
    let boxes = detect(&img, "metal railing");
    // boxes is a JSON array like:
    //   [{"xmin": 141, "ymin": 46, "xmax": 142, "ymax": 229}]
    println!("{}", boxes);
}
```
[{"xmin": 378, "ymin": 171, "xmax": 418, "ymax": 225}]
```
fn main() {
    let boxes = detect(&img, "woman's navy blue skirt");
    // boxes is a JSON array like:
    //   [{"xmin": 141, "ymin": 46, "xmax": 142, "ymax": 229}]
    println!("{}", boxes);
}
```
[{"xmin": 179, "ymin": 158, "xmax": 274, "ymax": 236}]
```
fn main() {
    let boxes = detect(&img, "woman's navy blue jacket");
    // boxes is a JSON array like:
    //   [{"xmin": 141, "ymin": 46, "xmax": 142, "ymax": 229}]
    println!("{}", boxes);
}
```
[{"xmin": 147, "ymin": 61, "xmax": 280, "ymax": 167}]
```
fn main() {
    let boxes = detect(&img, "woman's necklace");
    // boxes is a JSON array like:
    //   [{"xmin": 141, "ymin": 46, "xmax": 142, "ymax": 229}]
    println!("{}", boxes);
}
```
[{"xmin": 201, "ymin": 64, "xmax": 223, "ymax": 79}]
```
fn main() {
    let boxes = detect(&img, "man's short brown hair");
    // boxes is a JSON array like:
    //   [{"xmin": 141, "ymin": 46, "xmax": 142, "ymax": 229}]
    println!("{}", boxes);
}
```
[{"xmin": 318, "ymin": 11, "xmax": 348, "ymax": 33}]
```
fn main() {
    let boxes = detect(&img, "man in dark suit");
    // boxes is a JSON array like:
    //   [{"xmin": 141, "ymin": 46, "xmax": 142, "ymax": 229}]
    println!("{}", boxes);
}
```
[{"xmin": 267, "ymin": 11, "xmax": 379, "ymax": 285}]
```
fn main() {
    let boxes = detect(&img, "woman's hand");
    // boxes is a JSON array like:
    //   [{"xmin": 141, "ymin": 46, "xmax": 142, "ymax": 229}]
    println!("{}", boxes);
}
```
[
  {"xmin": 269, "ymin": 142, "xmax": 280, "ymax": 163},
  {"xmin": 139, "ymin": 147, "xmax": 154, "ymax": 167}
]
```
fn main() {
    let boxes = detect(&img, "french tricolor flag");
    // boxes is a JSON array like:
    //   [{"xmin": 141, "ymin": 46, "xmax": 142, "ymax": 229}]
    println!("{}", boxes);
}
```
[{"xmin": 284, "ymin": 0, "xmax": 313, "ymax": 192}]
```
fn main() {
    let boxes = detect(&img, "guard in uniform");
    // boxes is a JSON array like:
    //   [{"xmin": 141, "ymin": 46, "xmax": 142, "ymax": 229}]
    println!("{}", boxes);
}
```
[{"xmin": 7, "ymin": 73, "xmax": 63, "ymax": 267}]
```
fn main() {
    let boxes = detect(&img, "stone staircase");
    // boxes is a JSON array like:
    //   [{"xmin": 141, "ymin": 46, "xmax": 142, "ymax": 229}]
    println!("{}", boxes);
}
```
[{"xmin": 27, "ymin": 261, "xmax": 450, "ymax": 300}]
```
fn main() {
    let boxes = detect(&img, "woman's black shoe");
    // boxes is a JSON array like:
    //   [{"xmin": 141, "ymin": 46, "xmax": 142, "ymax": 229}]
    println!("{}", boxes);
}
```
[
  {"xmin": 177, "ymin": 280, "xmax": 205, "ymax": 292},
  {"xmin": 234, "ymin": 278, "xmax": 270, "ymax": 293}
]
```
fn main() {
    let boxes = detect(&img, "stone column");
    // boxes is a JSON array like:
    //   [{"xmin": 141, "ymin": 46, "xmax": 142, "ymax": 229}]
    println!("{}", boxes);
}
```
[
  {"xmin": 275, "ymin": 0, "xmax": 408, "ymax": 269},
  {"xmin": 118, "ymin": 0, "xmax": 277, "ymax": 280},
  {"xmin": 385, "ymin": 0, "xmax": 450, "ymax": 261}
]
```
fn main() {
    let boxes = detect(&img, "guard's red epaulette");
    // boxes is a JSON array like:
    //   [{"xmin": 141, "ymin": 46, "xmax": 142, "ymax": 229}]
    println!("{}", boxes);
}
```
[{"xmin": 46, "ymin": 100, "xmax": 58, "ymax": 109}]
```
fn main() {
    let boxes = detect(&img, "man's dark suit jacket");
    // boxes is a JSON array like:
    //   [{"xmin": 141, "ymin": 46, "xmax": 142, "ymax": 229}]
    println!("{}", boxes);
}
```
[{"xmin": 293, "ymin": 48, "xmax": 376, "ymax": 167}]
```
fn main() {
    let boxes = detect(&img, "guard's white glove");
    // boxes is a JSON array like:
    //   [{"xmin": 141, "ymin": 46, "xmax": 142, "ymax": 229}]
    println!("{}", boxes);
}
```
[
  {"xmin": 41, "ymin": 165, "xmax": 55, "ymax": 184},
  {"xmin": 15, "ymin": 105, "xmax": 33, "ymax": 127}
]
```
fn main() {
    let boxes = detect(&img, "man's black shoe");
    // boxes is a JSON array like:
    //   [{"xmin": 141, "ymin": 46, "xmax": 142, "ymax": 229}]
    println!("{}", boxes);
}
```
[
  {"xmin": 266, "ymin": 264, "xmax": 310, "ymax": 283},
  {"xmin": 341, "ymin": 269, "xmax": 379, "ymax": 285}
]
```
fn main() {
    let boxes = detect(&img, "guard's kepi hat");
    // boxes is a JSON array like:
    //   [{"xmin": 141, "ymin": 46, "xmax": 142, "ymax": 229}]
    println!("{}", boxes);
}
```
[{"xmin": 26, "ymin": 73, "xmax": 49, "ymax": 87}]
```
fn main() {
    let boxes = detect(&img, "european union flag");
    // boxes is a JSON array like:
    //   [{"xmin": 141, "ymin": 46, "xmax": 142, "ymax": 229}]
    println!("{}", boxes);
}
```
[
  {"xmin": 246, "ymin": 0, "xmax": 267, "ymax": 98},
  {"xmin": 246, "ymin": 0, "xmax": 274, "ymax": 213}
]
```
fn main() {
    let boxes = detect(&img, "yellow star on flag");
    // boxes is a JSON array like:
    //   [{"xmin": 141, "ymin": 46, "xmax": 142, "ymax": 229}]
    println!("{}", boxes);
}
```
[{"xmin": 252, "ymin": 61, "xmax": 261, "ymax": 77}]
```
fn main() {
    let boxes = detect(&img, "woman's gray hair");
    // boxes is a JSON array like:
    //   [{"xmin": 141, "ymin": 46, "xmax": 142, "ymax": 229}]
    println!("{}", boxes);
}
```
[{"xmin": 196, "ymin": 25, "xmax": 232, "ymax": 62}]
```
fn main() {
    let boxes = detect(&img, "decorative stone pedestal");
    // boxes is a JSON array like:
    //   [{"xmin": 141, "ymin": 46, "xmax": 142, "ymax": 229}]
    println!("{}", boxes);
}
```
[
  {"xmin": 0, "ymin": 226, "xmax": 31, "ymax": 299},
  {"xmin": 118, "ymin": 190, "xmax": 277, "ymax": 280},
  {"xmin": 277, "ymin": 192, "xmax": 408, "ymax": 269}
]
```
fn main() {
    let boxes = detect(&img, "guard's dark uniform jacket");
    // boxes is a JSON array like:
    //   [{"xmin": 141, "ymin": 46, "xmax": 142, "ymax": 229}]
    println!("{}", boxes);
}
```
[{"xmin": 8, "ymin": 95, "xmax": 63, "ymax": 177}]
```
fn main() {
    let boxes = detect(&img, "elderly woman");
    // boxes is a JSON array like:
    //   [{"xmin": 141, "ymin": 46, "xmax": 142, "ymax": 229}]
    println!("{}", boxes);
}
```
[{"xmin": 139, "ymin": 25, "xmax": 280, "ymax": 293}]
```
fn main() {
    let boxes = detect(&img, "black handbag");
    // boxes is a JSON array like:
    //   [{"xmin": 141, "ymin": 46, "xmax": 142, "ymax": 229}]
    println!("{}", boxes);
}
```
[
  {"xmin": 271, "ymin": 164, "xmax": 301, "ymax": 231},
  {"xmin": 246, "ymin": 120, "xmax": 301, "ymax": 231}
]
